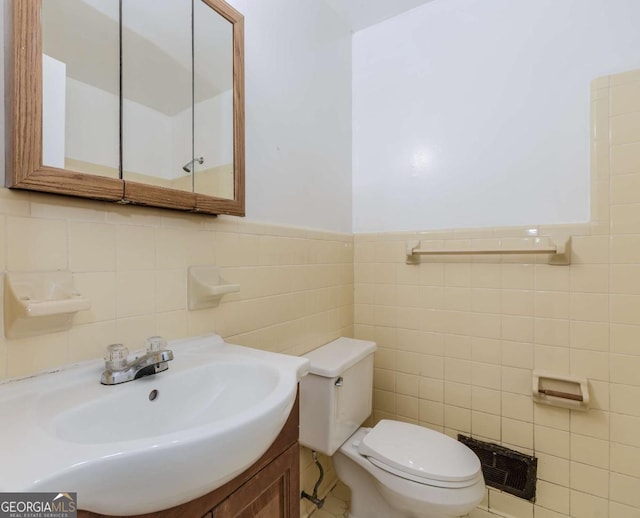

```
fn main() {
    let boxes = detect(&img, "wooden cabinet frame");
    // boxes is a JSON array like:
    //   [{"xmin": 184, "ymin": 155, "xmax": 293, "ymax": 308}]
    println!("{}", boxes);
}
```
[{"xmin": 6, "ymin": 0, "xmax": 245, "ymax": 216}]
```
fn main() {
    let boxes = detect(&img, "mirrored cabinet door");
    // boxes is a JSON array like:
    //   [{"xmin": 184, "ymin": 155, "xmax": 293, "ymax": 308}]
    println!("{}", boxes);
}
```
[
  {"xmin": 193, "ymin": 0, "xmax": 235, "ymax": 200},
  {"xmin": 122, "ymin": 0, "xmax": 194, "ymax": 194},
  {"xmin": 41, "ymin": 0, "xmax": 119, "ymax": 179},
  {"xmin": 9, "ymin": 0, "xmax": 244, "ymax": 215}
]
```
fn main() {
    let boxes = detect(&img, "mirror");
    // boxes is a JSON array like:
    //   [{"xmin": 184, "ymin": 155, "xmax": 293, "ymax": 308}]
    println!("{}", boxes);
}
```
[
  {"xmin": 121, "ymin": 0, "xmax": 195, "ymax": 194},
  {"xmin": 41, "ymin": 0, "xmax": 119, "ymax": 179},
  {"xmin": 7, "ymin": 0, "xmax": 244, "ymax": 215},
  {"xmin": 193, "ymin": 0, "xmax": 235, "ymax": 199}
]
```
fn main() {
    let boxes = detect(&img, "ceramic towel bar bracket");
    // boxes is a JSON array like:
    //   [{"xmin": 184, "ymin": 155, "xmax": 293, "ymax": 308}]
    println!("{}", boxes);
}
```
[
  {"xmin": 532, "ymin": 370, "xmax": 589, "ymax": 411},
  {"xmin": 406, "ymin": 235, "xmax": 571, "ymax": 265}
]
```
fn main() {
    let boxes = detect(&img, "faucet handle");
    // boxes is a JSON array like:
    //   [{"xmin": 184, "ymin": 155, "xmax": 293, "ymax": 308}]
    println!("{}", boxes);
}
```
[
  {"xmin": 146, "ymin": 336, "xmax": 168, "ymax": 352},
  {"xmin": 104, "ymin": 344, "xmax": 129, "ymax": 371}
]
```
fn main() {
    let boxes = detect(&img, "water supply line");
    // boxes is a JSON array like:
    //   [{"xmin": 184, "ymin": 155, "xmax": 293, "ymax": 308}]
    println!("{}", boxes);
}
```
[{"xmin": 301, "ymin": 450, "xmax": 325, "ymax": 508}]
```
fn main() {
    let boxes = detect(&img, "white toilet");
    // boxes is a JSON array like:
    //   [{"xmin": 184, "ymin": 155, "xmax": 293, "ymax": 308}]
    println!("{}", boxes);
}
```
[{"xmin": 299, "ymin": 337, "xmax": 485, "ymax": 518}]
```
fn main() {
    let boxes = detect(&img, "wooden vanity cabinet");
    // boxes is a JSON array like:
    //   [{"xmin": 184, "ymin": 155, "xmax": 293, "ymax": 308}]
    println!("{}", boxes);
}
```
[
  {"xmin": 210, "ymin": 444, "xmax": 298, "ymax": 518},
  {"xmin": 79, "ymin": 394, "xmax": 300, "ymax": 518}
]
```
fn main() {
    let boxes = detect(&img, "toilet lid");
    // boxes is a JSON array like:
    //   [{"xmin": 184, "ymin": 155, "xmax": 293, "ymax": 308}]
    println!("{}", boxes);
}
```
[{"xmin": 358, "ymin": 420, "xmax": 481, "ymax": 487}]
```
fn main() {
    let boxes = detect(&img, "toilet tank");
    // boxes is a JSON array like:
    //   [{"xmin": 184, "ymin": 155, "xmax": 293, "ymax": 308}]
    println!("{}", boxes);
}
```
[{"xmin": 299, "ymin": 337, "xmax": 377, "ymax": 456}]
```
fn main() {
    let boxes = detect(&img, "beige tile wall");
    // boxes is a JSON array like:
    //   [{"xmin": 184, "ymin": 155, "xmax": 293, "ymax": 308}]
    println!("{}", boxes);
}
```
[
  {"xmin": 0, "ymin": 189, "xmax": 353, "ymax": 513},
  {"xmin": 2, "ymin": 70, "xmax": 639, "ymax": 518},
  {"xmin": 353, "ymin": 69, "xmax": 640, "ymax": 518}
]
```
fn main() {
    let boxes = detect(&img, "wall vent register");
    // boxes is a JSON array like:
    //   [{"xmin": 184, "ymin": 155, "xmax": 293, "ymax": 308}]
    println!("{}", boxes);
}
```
[{"xmin": 458, "ymin": 435, "xmax": 537, "ymax": 501}]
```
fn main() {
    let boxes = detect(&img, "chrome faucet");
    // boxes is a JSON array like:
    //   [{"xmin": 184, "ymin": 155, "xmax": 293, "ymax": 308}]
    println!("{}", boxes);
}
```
[{"xmin": 101, "ymin": 336, "xmax": 174, "ymax": 385}]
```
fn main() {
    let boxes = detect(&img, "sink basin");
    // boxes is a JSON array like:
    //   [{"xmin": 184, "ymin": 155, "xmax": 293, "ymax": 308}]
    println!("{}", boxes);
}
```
[
  {"xmin": 0, "ymin": 334, "xmax": 309, "ymax": 515},
  {"xmin": 49, "ymin": 361, "xmax": 282, "ymax": 444}
]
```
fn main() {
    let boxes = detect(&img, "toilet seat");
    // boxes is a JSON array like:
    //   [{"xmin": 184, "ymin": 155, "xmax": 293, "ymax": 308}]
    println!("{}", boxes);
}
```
[{"xmin": 358, "ymin": 420, "xmax": 482, "ymax": 489}]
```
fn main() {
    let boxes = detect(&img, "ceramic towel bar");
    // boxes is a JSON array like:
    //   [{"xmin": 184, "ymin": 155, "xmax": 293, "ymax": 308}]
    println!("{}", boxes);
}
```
[{"xmin": 406, "ymin": 235, "xmax": 571, "ymax": 265}]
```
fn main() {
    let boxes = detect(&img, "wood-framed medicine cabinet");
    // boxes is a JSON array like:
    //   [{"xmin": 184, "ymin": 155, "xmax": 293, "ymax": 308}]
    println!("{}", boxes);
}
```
[{"xmin": 6, "ymin": 0, "xmax": 245, "ymax": 216}]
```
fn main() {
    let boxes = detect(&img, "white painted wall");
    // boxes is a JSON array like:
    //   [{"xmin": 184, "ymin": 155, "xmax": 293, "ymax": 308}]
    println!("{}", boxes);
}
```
[
  {"xmin": 227, "ymin": 0, "xmax": 353, "ymax": 232},
  {"xmin": 42, "ymin": 54, "xmax": 66, "ymax": 169},
  {"xmin": 66, "ymin": 79, "xmax": 173, "ymax": 179},
  {"xmin": 194, "ymin": 90, "xmax": 233, "ymax": 169},
  {"xmin": 171, "ymin": 105, "xmax": 193, "ymax": 178},
  {"xmin": 66, "ymin": 80, "xmax": 234, "ymax": 180},
  {"xmin": 2, "ymin": 1, "xmax": 353, "ymax": 233},
  {"xmin": 171, "ymin": 90, "xmax": 234, "ymax": 176},
  {"xmin": 352, "ymin": 0, "xmax": 640, "ymax": 233},
  {"xmin": 65, "ymin": 78, "xmax": 119, "ymax": 170}
]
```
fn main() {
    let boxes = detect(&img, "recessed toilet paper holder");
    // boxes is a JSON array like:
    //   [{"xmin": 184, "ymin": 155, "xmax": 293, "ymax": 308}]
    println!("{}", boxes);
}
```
[{"xmin": 532, "ymin": 370, "xmax": 589, "ymax": 411}]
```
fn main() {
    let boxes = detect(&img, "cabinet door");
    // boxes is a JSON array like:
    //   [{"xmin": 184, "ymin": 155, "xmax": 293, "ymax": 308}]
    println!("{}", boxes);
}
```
[{"xmin": 213, "ymin": 444, "xmax": 299, "ymax": 518}]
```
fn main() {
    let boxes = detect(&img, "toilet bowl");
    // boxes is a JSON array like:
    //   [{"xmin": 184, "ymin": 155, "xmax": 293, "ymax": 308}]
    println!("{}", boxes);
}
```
[
  {"xmin": 333, "ymin": 425, "xmax": 485, "ymax": 518},
  {"xmin": 299, "ymin": 338, "xmax": 485, "ymax": 518}
]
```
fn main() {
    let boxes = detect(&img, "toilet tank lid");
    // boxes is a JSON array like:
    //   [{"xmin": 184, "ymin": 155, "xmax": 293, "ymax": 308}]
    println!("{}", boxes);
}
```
[{"xmin": 303, "ymin": 338, "xmax": 377, "ymax": 378}]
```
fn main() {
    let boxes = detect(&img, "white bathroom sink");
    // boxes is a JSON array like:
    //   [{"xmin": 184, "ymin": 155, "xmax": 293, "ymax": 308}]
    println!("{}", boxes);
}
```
[{"xmin": 0, "ymin": 334, "xmax": 309, "ymax": 515}]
